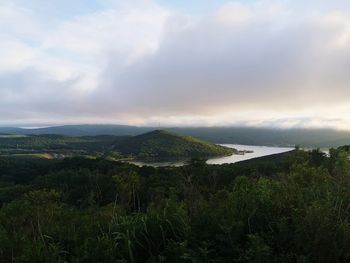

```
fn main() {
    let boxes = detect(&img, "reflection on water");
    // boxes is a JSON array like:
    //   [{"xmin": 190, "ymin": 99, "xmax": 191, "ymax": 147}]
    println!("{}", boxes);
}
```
[
  {"xmin": 126, "ymin": 144, "xmax": 294, "ymax": 167},
  {"xmin": 126, "ymin": 159, "xmax": 185, "ymax": 167},
  {"xmin": 206, "ymin": 144, "xmax": 294, "ymax": 165}
]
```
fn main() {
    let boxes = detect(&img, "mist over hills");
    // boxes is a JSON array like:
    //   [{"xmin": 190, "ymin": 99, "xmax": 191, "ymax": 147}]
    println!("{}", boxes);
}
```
[
  {"xmin": 1, "ymin": 124, "xmax": 350, "ymax": 148},
  {"xmin": 4, "ymin": 125, "xmax": 152, "ymax": 137},
  {"xmin": 170, "ymin": 127, "xmax": 350, "ymax": 148}
]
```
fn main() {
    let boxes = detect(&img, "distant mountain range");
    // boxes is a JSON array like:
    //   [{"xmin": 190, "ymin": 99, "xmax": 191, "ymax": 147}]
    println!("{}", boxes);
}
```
[
  {"xmin": 0, "ymin": 125, "xmax": 151, "ymax": 137},
  {"xmin": 1, "ymin": 124, "xmax": 350, "ymax": 147}
]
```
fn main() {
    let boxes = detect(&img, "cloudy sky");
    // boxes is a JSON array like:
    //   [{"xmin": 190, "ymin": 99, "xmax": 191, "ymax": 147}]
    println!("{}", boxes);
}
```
[{"xmin": 2, "ymin": 0, "xmax": 350, "ymax": 129}]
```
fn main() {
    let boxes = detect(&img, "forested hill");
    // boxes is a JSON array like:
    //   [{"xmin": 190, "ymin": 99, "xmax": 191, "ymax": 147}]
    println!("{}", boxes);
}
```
[
  {"xmin": 113, "ymin": 130, "xmax": 235, "ymax": 158},
  {"xmin": 0, "ymin": 130, "xmax": 235, "ymax": 159},
  {"xmin": 2, "ymin": 124, "xmax": 350, "ymax": 147}
]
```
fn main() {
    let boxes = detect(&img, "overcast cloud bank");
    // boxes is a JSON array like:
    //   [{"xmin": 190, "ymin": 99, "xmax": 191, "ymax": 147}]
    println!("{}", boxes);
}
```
[{"xmin": 2, "ymin": 0, "xmax": 350, "ymax": 129}]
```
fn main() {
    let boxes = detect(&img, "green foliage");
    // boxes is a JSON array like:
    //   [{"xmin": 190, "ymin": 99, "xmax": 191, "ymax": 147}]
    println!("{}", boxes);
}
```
[
  {"xmin": 114, "ymin": 130, "xmax": 235, "ymax": 159},
  {"xmin": 0, "ymin": 130, "xmax": 234, "ymax": 160},
  {"xmin": 1, "ymin": 147, "xmax": 350, "ymax": 262},
  {"xmin": 0, "ymin": 133, "xmax": 128, "ymax": 159}
]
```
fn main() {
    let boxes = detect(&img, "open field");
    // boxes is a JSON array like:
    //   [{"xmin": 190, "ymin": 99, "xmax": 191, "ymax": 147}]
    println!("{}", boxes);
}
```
[
  {"xmin": 5, "ymin": 153, "xmax": 54, "ymax": 159},
  {"xmin": 0, "ymin": 134, "xmax": 27, "ymax": 138}
]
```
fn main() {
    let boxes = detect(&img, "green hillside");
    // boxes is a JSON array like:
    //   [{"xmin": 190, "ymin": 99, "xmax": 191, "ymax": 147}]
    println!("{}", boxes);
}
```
[
  {"xmin": 0, "ymin": 131, "xmax": 235, "ymax": 160},
  {"xmin": 114, "ymin": 130, "xmax": 236, "ymax": 159},
  {"xmin": 4, "ymin": 125, "xmax": 350, "ymax": 147}
]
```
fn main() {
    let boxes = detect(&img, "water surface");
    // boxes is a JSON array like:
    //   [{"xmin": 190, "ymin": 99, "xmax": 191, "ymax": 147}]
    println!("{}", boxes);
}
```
[{"xmin": 127, "ymin": 144, "xmax": 294, "ymax": 167}]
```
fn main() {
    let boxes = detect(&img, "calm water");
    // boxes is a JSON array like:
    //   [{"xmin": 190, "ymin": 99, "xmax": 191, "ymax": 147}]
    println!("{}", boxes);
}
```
[
  {"xmin": 206, "ymin": 144, "xmax": 294, "ymax": 164},
  {"xmin": 127, "ymin": 144, "xmax": 294, "ymax": 167}
]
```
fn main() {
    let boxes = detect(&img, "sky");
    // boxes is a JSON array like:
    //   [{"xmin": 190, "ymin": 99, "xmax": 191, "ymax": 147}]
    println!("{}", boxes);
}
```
[{"xmin": 2, "ymin": 0, "xmax": 350, "ymax": 129}]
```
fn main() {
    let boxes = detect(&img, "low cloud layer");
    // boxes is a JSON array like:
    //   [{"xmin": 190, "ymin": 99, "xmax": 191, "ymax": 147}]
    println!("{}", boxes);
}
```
[{"xmin": 2, "ymin": 0, "xmax": 350, "ymax": 129}]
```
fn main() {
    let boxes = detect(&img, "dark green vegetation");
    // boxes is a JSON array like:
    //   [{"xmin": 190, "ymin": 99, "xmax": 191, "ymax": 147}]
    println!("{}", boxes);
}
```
[
  {"xmin": 1, "ymin": 147, "xmax": 350, "ymax": 262},
  {"xmin": 0, "ymin": 133, "xmax": 127, "ymax": 159},
  {"xmin": 114, "ymin": 130, "xmax": 235, "ymax": 159},
  {"xmin": 2, "ymin": 124, "xmax": 350, "ymax": 147},
  {"xmin": 0, "ymin": 130, "xmax": 234, "ymax": 160}
]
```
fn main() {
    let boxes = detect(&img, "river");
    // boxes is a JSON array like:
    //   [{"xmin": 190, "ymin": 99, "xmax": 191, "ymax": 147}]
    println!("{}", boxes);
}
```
[{"xmin": 127, "ymin": 144, "xmax": 294, "ymax": 167}]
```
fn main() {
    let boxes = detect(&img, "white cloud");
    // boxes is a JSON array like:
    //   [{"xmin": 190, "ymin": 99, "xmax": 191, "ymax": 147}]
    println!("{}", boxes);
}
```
[
  {"xmin": 93, "ymin": 4, "xmax": 350, "ymax": 113},
  {"xmin": 216, "ymin": 2, "xmax": 253, "ymax": 25},
  {"xmin": 0, "ymin": 38, "xmax": 35, "ymax": 72},
  {"xmin": 1, "ymin": 0, "xmax": 350, "ymax": 129},
  {"xmin": 0, "ymin": 2, "xmax": 45, "ymax": 39}
]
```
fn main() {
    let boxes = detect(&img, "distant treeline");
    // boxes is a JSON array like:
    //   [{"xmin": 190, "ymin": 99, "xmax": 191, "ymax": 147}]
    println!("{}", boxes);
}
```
[
  {"xmin": 1, "ymin": 147, "xmax": 350, "ymax": 262},
  {"xmin": 2, "ymin": 124, "xmax": 350, "ymax": 147}
]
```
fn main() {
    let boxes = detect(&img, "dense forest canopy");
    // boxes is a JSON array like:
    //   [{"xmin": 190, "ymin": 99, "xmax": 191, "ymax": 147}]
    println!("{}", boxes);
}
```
[
  {"xmin": 114, "ymin": 130, "xmax": 235, "ymax": 159},
  {"xmin": 1, "ymin": 147, "xmax": 350, "ymax": 262}
]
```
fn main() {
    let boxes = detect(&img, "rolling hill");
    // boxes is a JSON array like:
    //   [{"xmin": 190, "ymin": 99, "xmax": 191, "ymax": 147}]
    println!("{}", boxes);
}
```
[
  {"xmin": 0, "ymin": 130, "xmax": 235, "ymax": 160},
  {"xmin": 113, "ymin": 130, "xmax": 236, "ymax": 159},
  {"xmin": 2, "ymin": 124, "xmax": 350, "ymax": 147}
]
